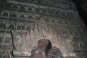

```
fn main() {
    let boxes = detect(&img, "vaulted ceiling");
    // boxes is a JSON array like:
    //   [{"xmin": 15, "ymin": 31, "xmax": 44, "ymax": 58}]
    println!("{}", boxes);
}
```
[{"xmin": 1, "ymin": 0, "xmax": 87, "ymax": 30}]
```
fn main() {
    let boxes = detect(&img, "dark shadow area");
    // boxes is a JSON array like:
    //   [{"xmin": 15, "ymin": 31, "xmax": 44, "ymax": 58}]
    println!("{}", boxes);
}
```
[{"xmin": 73, "ymin": 0, "xmax": 87, "ymax": 27}]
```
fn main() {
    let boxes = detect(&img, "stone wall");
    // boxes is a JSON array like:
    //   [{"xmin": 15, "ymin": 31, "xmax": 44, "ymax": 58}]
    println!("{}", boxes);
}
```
[{"xmin": 0, "ymin": 0, "xmax": 87, "ymax": 58}]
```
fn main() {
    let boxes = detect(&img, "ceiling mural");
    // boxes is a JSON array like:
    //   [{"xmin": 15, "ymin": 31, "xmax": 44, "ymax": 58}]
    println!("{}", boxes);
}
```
[{"xmin": 0, "ymin": 0, "xmax": 87, "ymax": 58}]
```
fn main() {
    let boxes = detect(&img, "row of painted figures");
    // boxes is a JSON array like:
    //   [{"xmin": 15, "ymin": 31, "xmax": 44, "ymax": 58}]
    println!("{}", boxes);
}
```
[
  {"xmin": 1, "ymin": 10, "xmax": 72, "ymax": 19},
  {"xmin": 0, "ymin": 21, "xmax": 34, "ymax": 30},
  {"xmin": 3, "ymin": 1, "xmax": 75, "ymax": 12}
]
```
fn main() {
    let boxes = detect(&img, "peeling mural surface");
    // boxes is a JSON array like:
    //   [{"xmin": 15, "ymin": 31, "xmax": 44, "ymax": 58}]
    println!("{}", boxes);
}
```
[{"xmin": 0, "ymin": 0, "xmax": 87, "ymax": 58}]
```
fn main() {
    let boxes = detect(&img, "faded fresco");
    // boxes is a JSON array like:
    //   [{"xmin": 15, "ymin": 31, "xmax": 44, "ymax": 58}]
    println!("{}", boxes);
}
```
[{"xmin": 0, "ymin": 0, "xmax": 87, "ymax": 58}]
